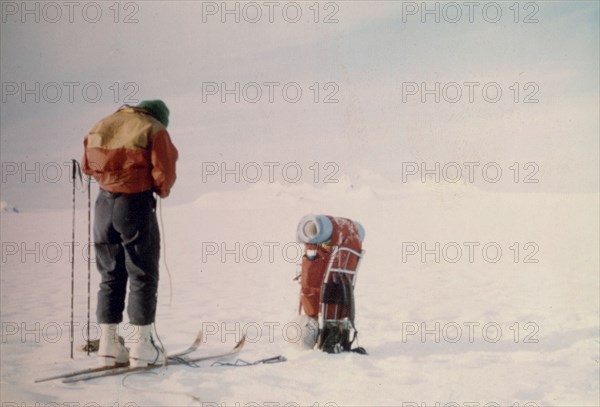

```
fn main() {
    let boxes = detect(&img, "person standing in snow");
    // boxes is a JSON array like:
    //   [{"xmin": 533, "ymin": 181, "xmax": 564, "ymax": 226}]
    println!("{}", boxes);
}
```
[{"xmin": 82, "ymin": 100, "xmax": 178, "ymax": 367}]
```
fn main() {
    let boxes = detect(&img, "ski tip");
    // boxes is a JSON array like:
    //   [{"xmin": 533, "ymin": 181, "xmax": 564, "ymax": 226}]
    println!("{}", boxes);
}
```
[
  {"xmin": 193, "ymin": 330, "xmax": 203, "ymax": 346},
  {"xmin": 235, "ymin": 335, "xmax": 246, "ymax": 350}
]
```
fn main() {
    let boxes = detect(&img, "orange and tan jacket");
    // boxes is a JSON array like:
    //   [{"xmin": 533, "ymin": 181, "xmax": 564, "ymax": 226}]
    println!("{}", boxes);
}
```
[{"xmin": 82, "ymin": 106, "xmax": 178, "ymax": 198}]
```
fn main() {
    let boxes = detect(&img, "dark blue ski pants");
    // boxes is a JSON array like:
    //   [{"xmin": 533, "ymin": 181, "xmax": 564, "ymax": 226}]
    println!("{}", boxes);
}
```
[{"xmin": 94, "ymin": 189, "xmax": 160, "ymax": 326}]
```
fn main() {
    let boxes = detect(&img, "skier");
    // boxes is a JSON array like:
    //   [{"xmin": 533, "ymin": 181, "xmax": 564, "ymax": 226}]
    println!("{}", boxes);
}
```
[{"xmin": 82, "ymin": 100, "xmax": 178, "ymax": 367}]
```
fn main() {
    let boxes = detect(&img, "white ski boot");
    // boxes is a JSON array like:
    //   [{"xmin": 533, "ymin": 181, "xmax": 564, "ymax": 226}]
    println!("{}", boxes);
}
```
[
  {"xmin": 128, "ymin": 324, "xmax": 165, "ymax": 367},
  {"xmin": 97, "ymin": 324, "xmax": 129, "ymax": 367}
]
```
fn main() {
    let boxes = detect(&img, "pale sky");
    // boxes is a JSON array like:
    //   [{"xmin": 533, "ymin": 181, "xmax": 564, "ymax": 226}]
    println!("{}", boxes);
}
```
[{"xmin": 1, "ymin": 1, "xmax": 598, "ymax": 210}]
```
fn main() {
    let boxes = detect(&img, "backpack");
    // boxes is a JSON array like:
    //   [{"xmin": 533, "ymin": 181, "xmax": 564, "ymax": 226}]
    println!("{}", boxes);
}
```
[{"xmin": 296, "ymin": 215, "xmax": 367, "ymax": 354}]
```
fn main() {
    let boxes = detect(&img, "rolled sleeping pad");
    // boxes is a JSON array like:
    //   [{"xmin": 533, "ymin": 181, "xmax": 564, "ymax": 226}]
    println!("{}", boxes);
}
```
[
  {"xmin": 296, "ymin": 215, "xmax": 333, "ymax": 244},
  {"xmin": 354, "ymin": 221, "xmax": 366, "ymax": 243},
  {"xmin": 296, "ymin": 214, "xmax": 365, "ymax": 244}
]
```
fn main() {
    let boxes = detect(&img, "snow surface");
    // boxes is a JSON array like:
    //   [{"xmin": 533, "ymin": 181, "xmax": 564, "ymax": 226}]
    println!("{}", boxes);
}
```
[{"xmin": 1, "ymin": 181, "xmax": 598, "ymax": 406}]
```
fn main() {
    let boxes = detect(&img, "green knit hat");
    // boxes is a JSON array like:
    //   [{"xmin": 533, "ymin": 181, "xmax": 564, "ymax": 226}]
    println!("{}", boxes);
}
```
[{"xmin": 136, "ymin": 99, "xmax": 169, "ymax": 128}]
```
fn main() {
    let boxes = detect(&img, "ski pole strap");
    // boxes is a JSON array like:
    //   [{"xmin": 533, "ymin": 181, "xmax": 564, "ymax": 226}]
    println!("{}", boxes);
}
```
[{"xmin": 211, "ymin": 355, "xmax": 287, "ymax": 367}]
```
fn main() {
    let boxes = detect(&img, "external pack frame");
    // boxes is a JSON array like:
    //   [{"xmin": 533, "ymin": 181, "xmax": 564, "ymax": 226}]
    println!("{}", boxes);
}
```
[{"xmin": 317, "ymin": 245, "xmax": 365, "ymax": 351}]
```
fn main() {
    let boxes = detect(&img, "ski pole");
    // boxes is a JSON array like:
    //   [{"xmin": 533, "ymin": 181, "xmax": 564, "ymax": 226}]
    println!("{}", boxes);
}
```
[
  {"xmin": 70, "ymin": 159, "xmax": 77, "ymax": 359},
  {"xmin": 87, "ymin": 175, "xmax": 91, "ymax": 355}
]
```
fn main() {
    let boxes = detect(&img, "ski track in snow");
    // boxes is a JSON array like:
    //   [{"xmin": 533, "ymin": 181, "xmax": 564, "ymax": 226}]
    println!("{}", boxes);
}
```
[{"xmin": 1, "ymin": 182, "xmax": 598, "ymax": 406}]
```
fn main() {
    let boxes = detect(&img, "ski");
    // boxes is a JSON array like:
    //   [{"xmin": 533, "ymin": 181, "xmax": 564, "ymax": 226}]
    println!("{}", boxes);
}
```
[
  {"xmin": 62, "ymin": 336, "xmax": 246, "ymax": 383},
  {"xmin": 34, "ymin": 330, "xmax": 204, "ymax": 383}
]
